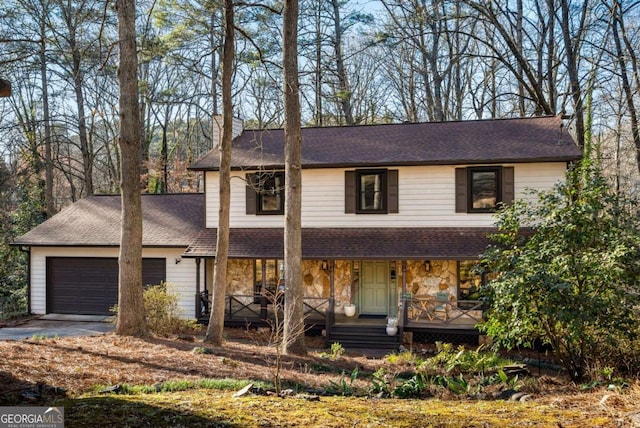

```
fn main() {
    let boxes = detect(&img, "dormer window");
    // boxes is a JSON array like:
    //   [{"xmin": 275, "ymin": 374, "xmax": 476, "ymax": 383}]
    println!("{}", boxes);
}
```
[{"xmin": 246, "ymin": 171, "xmax": 285, "ymax": 215}]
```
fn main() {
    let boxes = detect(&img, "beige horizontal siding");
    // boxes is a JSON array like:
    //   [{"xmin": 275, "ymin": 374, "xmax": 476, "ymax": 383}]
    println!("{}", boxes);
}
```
[
  {"xmin": 30, "ymin": 247, "xmax": 201, "ymax": 319},
  {"xmin": 205, "ymin": 163, "xmax": 567, "ymax": 228}
]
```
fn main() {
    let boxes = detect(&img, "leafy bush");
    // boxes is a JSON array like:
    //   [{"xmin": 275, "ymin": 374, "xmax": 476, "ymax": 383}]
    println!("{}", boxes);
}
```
[
  {"xmin": 143, "ymin": 283, "xmax": 200, "ymax": 336},
  {"xmin": 480, "ymin": 159, "xmax": 640, "ymax": 382},
  {"xmin": 321, "ymin": 342, "xmax": 345, "ymax": 361},
  {"xmin": 111, "ymin": 283, "xmax": 200, "ymax": 336},
  {"xmin": 419, "ymin": 342, "xmax": 512, "ymax": 376},
  {"xmin": 392, "ymin": 373, "xmax": 428, "ymax": 398},
  {"xmin": 0, "ymin": 285, "xmax": 27, "ymax": 320},
  {"xmin": 384, "ymin": 350, "xmax": 421, "ymax": 365},
  {"xmin": 327, "ymin": 367, "xmax": 359, "ymax": 396}
]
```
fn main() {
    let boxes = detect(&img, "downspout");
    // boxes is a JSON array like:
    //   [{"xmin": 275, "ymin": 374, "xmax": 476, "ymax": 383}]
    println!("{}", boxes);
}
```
[{"xmin": 18, "ymin": 246, "xmax": 31, "ymax": 314}]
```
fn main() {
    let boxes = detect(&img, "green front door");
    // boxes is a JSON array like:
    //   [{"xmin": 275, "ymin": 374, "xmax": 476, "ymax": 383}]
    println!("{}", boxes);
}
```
[{"xmin": 360, "ymin": 261, "xmax": 390, "ymax": 315}]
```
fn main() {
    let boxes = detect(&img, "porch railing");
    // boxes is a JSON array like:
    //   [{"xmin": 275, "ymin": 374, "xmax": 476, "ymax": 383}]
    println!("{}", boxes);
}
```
[
  {"xmin": 197, "ymin": 292, "xmax": 330, "ymax": 327},
  {"xmin": 405, "ymin": 296, "xmax": 485, "ymax": 327}
]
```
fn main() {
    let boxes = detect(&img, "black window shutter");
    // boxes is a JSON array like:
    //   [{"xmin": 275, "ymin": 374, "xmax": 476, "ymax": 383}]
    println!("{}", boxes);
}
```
[
  {"xmin": 455, "ymin": 168, "xmax": 467, "ymax": 213},
  {"xmin": 502, "ymin": 167, "xmax": 515, "ymax": 205},
  {"xmin": 345, "ymin": 171, "xmax": 356, "ymax": 213},
  {"xmin": 246, "ymin": 173, "xmax": 257, "ymax": 215},
  {"xmin": 387, "ymin": 169, "xmax": 399, "ymax": 213}
]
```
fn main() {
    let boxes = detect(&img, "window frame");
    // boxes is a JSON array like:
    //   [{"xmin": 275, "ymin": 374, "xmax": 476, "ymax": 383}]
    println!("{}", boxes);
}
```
[
  {"xmin": 455, "ymin": 166, "xmax": 513, "ymax": 214},
  {"xmin": 246, "ymin": 171, "xmax": 285, "ymax": 215},
  {"xmin": 457, "ymin": 260, "xmax": 487, "ymax": 309},
  {"xmin": 355, "ymin": 169, "xmax": 388, "ymax": 214},
  {"xmin": 467, "ymin": 166, "xmax": 501, "ymax": 213},
  {"xmin": 254, "ymin": 259, "xmax": 284, "ymax": 303}
]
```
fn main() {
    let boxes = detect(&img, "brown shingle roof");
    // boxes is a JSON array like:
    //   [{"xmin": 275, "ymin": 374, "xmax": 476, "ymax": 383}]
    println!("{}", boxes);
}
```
[
  {"xmin": 189, "ymin": 116, "xmax": 581, "ymax": 171},
  {"xmin": 14, "ymin": 193, "xmax": 204, "ymax": 247},
  {"xmin": 183, "ymin": 227, "xmax": 495, "ymax": 260}
]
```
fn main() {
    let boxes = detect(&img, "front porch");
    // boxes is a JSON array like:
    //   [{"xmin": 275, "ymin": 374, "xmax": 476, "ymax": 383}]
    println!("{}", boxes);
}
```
[{"xmin": 196, "ymin": 292, "xmax": 484, "ymax": 348}]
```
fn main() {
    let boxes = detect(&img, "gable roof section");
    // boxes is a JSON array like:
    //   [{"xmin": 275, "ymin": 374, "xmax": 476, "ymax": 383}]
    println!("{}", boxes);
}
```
[
  {"xmin": 14, "ymin": 193, "xmax": 204, "ymax": 247},
  {"xmin": 189, "ymin": 116, "xmax": 581, "ymax": 171},
  {"xmin": 183, "ymin": 227, "xmax": 494, "ymax": 260}
]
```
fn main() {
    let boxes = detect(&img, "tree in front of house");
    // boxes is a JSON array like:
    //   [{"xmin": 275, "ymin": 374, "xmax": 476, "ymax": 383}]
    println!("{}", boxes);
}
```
[
  {"xmin": 115, "ymin": 0, "xmax": 147, "ymax": 337},
  {"xmin": 282, "ymin": 0, "xmax": 306, "ymax": 356},
  {"xmin": 204, "ymin": 0, "xmax": 234, "ymax": 346},
  {"xmin": 480, "ymin": 158, "xmax": 640, "ymax": 382}
]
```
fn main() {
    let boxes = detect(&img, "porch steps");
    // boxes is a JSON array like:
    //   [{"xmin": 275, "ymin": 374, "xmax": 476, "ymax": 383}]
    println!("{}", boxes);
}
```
[{"xmin": 327, "ymin": 324, "xmax": 401, "ymax": 350}]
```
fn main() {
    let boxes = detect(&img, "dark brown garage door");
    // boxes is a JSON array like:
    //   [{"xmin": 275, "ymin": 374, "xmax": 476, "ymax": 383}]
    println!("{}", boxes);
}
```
[{"xmin": 46, "ymin": 257, "xmax": 166, "ymax": 315}]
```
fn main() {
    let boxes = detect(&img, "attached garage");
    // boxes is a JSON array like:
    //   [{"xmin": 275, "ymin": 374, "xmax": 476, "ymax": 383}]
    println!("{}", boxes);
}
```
[
  {"xmin": 46, "ymin": 257, "xmax": 166, "ymax": 315},
  {"xmin": 14, "ymin": 194, "xmax": 205, "ymax": 318}
]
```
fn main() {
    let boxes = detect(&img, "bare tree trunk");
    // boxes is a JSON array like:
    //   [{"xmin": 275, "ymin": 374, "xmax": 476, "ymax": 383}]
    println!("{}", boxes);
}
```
[
  {"xmin": 516, "ymin": 0, "xmax": 525, "ymax": 116},
  {"xmin": 115, "ymin": 0, "xmax": 147, "ymax": 337},
  {"xmin": 609, "ymin": 0, "xmax": 640, "ymax": 175},
  {"xmin": 39, "ymin": 20, "xmax": 54, "ymax": 217},
  {"xmin": 330, "ymin": 0, "xmax": 353, "ymax": 126},
  {"xmin": 210, "ymin": 10, "xmax": 219, "ymax": 117},
  {"xmin": 546, "ymin": 0, "xmax": 557, "ymax": 113},
  {"xmin": 560, "ymin": 0, "xmax": 586, "ymax": 149},
  {"xmin": 282, "ymin": 0, "xmax": 306, "ymax": 356},
  {"xmin": 204, "ymin": 0, "xmax": 233, "ymax": 346},
  {"xmin": 60, "ymin": 5, "xmax": 94, "ymax": 195},
  {"xmin": 314, "ymin": 1, "xmax": 322, "ymax": 126}
]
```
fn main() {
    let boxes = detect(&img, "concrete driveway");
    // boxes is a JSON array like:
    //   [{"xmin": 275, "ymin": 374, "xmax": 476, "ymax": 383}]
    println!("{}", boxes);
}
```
[{"xmin": 0, "ymin": 315, "xmax": 114, "ymax": 340}]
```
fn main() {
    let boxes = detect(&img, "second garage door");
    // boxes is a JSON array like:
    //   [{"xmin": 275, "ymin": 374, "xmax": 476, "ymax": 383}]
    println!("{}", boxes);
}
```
[{"xmin": 46, "ymin": 257, "xmax": 166, "ymax": 315}]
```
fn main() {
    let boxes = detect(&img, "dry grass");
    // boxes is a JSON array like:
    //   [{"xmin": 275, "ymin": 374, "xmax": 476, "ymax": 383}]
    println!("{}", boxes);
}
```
[{"xmin": 1, "ymin": 328, "xmax": 639, "ymax": 427}]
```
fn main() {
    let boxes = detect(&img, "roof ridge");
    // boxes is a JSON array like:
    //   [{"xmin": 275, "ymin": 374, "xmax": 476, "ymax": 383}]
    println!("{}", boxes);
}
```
[{"xmin": 241, "ymin": 115, "xmax": 561, "ymax": 133}]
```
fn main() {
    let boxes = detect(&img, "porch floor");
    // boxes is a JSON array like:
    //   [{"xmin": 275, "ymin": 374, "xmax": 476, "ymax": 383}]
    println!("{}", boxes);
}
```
[{"xmin": 204, "ymin": 309, "xmax": 479, "ymax": 331}]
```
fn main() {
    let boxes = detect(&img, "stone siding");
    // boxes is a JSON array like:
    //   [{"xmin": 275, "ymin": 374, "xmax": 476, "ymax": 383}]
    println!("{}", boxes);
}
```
[{"xmin": 217, "ymin": 259, "xmax": 460, "ymax": 313}]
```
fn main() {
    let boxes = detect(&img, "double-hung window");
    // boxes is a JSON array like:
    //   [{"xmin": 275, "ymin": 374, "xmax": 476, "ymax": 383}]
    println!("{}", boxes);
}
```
[
  {"xmin": 469, "ymin": 167, "xmax": 500, "ymax": 212},
  {"xmin": 345, "ymin": 169, "xmax": 399, "ymax": 214},
  {"xmin": 246, "ymin": 171, "xmax": 285, "ymax": 215},
  {"xmin": 358, "ymin": 170, "xmax": 386, "ymax": 213},
  {"xmin": 455, "ymin": 166, "xmax": 514, "ymax": 213}
]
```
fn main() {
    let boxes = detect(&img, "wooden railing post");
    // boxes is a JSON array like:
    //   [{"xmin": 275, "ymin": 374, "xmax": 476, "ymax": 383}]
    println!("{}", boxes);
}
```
[
  {"xmin": 195, "ymin": 293, "xmax": 201, "ymax": 319},
  {"xmin": 326, "ymin": 260, "xmax": 335, "ymax": 340},
  {"xmin": 400, "ymin": 261, "xmax": 407, "ymax": 331}
]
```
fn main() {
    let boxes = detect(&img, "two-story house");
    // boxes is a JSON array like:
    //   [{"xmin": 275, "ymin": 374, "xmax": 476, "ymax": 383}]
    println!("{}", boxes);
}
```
[{"xmin": 14, "ymin": 116, "xmax": 581, "ymax": 348}]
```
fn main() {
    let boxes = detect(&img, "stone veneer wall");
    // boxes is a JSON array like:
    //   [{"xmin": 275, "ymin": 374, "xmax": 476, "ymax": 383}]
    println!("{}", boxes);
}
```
[
  {"xmin": 221, "ymin": 259, "xmax": 352, "ymax": 308},
  {"xmin": 217, "ymin": 259, "xmax": 459, "ymax": 311},
  {"xmin": 402, "ymin": 260, "xmax": 459, "ymax": 302}
]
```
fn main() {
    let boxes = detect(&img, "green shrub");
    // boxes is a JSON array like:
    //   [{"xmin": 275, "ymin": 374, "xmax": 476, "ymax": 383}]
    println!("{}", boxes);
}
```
[
  {"xmin": 143, "ymin": 283, "xmax": 200, "ymax": 336},
  {"xmin": 392, "ymin": 373, "xmax": 427, "ymax": 398},
  {"xmin": 327, "ymin": 367, "xmax": 359, "ymax": 396},
  {"xmin": 419, "ymin": 342, "xmax": 513, "ymax": 376},
  {"xmin": 0, "ymin": 286, "xmax": 27, "ymax": 320},
  {"xmin": 111, "ymin": 283, "xmax": 200, "ymax": 336},
  {"xmin": 320, "ymin": 342, "xmax": 345, "ymax": 360}
]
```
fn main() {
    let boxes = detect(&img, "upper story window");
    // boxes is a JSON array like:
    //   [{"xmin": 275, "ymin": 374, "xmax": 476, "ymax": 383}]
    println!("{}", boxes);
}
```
[
  {"xmin": 345, "ymin": 169, "xmax": 399, "ymax": 214},
  {"xmin": 246, "ymin": 171, "xmax": 285, "ymax": 215},
  {"xmin": 455, "ymin": 166, "xmax": 514, "ymax": 213},
  {"xmin": 358, "ymin": 170, "xmax": 386, "ymax": 213},
  {"xmin": 469, "ymin": 167, "xmax": 500, "ymax": 212}
]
